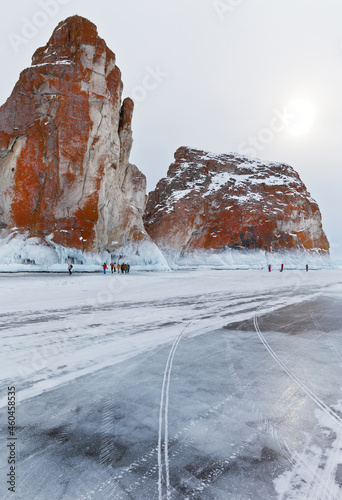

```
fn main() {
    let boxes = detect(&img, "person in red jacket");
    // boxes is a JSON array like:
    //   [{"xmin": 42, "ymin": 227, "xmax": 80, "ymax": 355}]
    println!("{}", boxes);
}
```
[
  {"xmin": 110, "ymin": 262, "xmax": 115, "ymax": 274},
  {"xmin": 102, "ymin": 263, "xmax": 108, "ymax": 274}
]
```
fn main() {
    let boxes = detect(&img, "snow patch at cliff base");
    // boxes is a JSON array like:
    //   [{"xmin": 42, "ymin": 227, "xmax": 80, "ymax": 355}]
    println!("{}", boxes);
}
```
[
  {"xmin": 0, "ymin": 230, "xmax": 170, "ymax": 272},
  {"xmin": 159, "ymin": 246, "xmax": 333, "ymax": 270}
]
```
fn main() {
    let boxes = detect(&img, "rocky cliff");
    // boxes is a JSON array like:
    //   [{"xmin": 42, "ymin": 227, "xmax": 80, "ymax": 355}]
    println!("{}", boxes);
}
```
[
  {"xmin": 144, "ymin": 147, "xmax": 329, "ymax": 258},
  {"xmin": 0, "ymin": 15, "xmax": 156, "ymax": 261}
]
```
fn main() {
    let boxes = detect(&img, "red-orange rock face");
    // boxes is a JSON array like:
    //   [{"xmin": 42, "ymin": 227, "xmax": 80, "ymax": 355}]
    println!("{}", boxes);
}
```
[
  {"xmin": 0, "ymin": 16, "xmax": 148, "ymax": 253},
  {"xmin": 144, "ymin": 147, "xmax": 330, "ymax": 255}
]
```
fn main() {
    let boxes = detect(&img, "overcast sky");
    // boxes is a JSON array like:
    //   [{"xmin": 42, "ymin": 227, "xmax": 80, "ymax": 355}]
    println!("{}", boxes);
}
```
[{"xmin": 0, "ymin": 0, "xmax": 341, "ymax": 259}]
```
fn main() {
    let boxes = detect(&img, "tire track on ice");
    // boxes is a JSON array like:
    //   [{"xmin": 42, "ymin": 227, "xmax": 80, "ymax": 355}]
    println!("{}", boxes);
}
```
[
  {"xmin": 275, "ymin": 417, "xmax": 341, "ymax": 500},
  {"xmin": 310, "ymin": 309, "xmax": 342, "ymax": 370},
  {"xmin": 78, "ymin": 377, "xmax": 255, "ymax": 499},
  {"xmin": 255, "ymin": 304, "xmax": 342, "ymax": 500},
  {"xmin": 226, "ymin": 354, "xmax": 337, "ymax": 500},
  {"xmin": 158, "ymin": 322, "xmax": 190, "ymax": 500},
  {"xmin": 254, "ymin": 308, "xmax": 342, "ymax": 429},
  {"xmin": 77, "ymin": 292, "xmax": 328, "ymax": 500}
]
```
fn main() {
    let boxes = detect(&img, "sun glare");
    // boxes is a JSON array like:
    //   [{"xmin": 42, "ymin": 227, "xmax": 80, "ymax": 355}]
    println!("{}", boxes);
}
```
[{"xmin": 285, "ymin": 99, "xmax": 316, "ymax": 136}]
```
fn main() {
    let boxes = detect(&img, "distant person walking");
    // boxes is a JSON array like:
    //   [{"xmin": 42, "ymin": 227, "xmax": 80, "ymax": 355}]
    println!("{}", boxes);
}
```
[
  {"xmin": 121, "ymin": 263, "xmax": 125, "ymax": 274},
  {"xmin": 68, "ymin": 262, "xmax": 73, "ymax": 275},
  {"xmin": 280, "ymin": 263, "xmax": 284, "ymax": 272},
  {"xmin": 116, "ymin": 263, "xmax": 121, "ymax": 273},
  {"xmin": 110, "ymin": 263, "xmax": 115, "ymax": 274},
  {"xmin": 127, "ymin": 263, "xmax": 130, "ymax": 273},
  {"xmin": 102, "ymin": 263, "xmax": 108, "ymax": 274},
  {"xmin": 306, "ymin": 264, "xmax": 309, "ymax": 272},
  {"xmin": 268, "ymin": 264, "xmax": 271, "ymax": 272}
]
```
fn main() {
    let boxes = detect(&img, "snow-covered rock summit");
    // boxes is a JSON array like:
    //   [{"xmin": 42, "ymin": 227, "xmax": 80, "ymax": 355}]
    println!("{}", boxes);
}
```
[
  {"xmin": 144, "ymin": 147, "xmax": 329, "ymax": 264},
  {"xmin": 0, "ymin": 15, "xmax": 167, "ymax": 269}
]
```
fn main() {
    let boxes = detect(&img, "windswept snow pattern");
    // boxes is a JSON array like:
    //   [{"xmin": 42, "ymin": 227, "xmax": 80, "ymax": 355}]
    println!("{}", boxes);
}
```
[{"xmin": 0, "ymin": 270, "xmax": 342, "ymax": 499}]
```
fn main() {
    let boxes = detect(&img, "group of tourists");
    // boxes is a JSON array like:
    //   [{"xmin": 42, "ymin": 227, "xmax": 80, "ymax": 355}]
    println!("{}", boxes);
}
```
[
  {"xmin": 67, "ymin": 261, "xmax": 131, "ymax": 275},
  {"xmin": 69, "ymin": 262, "xmax": 311, "ymax": 275},
  {"xmin": 102, "ymin": 262, "xmax": 130, "ymax": 274},
  {"xmin": 268, "ymin": 264, "xmax": 285, "ymax": 272},
  {"xmin": 268, "ymin": 264, "xmax": 309, "ymax": 272}
]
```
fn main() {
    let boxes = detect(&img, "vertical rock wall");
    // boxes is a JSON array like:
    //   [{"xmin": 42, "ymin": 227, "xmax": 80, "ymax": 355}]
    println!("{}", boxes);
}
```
[{"xmin": 0, "ymin": 16, "xmax": 152, "ymax": 256}]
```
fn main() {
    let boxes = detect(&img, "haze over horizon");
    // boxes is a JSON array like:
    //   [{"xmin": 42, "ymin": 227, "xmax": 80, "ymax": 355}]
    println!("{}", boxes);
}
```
[{"xmin": 1, "ymin": 0, "xmax": 341, "ymax": 259}]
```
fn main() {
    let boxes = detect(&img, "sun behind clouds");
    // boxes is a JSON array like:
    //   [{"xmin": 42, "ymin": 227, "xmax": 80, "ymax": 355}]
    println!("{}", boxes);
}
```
[{"xmin": 285, "ymin": 99, "xmax": 316, "ymax": 136}]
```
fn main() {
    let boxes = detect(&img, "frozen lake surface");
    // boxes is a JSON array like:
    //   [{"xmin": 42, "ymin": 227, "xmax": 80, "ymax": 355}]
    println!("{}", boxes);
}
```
[{"xmin": 0, "ymin": 269, "xmax": 342, "ymax": 499}]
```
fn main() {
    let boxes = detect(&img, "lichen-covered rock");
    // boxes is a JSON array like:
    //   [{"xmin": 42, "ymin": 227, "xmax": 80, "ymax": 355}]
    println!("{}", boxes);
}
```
[
  {"xmin": 144, "ymin": 147, "xmax": 329, "ymax": 256},
  {"xmin": 0, "ymin": 15, "xmax": 153, "ymax": 257}
]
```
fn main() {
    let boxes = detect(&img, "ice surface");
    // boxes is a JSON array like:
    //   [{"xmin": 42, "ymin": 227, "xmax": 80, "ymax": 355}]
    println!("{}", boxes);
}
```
[{"xmin": 0, "ymin": 270, "xmax": 342, "ymax": 499}]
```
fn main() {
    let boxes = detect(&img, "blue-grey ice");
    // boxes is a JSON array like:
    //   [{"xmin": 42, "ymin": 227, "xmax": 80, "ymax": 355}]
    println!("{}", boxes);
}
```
[{"xmin": 0, "ymin": 270, "xmax": 341, "ymax": 499}]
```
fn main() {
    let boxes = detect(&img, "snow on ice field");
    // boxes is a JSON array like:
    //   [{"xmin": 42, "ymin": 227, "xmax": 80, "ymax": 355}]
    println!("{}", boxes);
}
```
[{"xmin": 0, "ymin": 269, "xmax": 342, "ymax": 499}]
